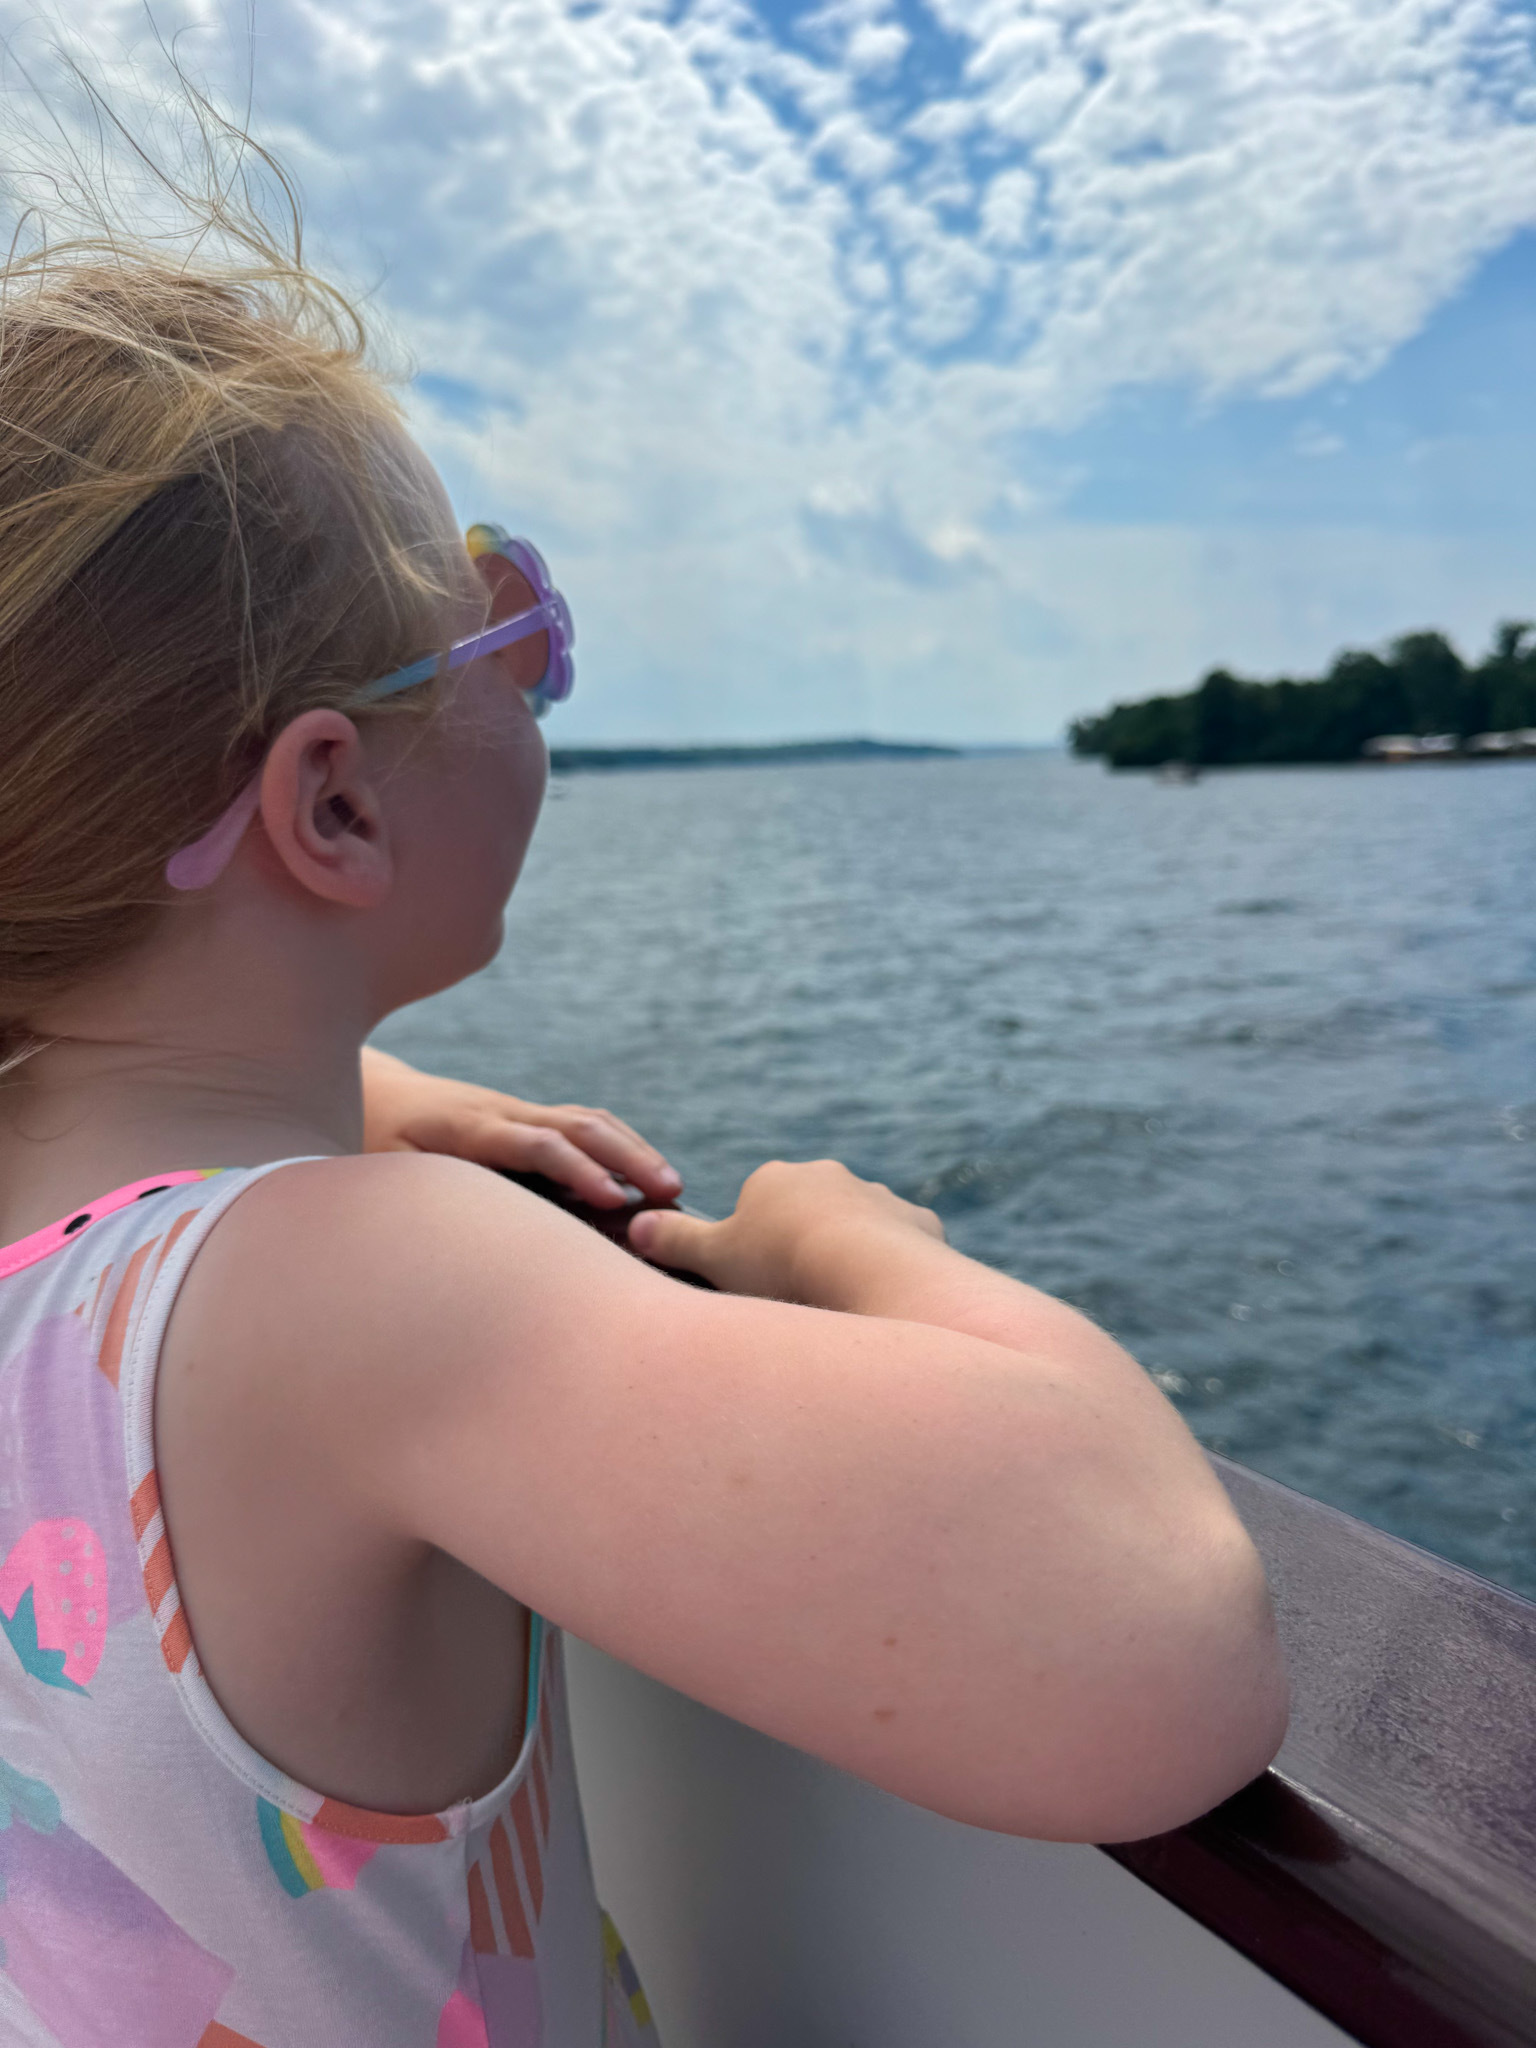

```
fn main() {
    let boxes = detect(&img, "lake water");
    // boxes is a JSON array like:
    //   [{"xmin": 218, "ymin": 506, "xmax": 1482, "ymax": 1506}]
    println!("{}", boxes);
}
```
[{"xmin": 375, "ymin": 750, "xmax": 1536, "ymax": 1602}]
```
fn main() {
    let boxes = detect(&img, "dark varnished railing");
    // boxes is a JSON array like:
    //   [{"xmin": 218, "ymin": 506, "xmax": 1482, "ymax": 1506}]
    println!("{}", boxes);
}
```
[
  {"xmin": 508, "ymin": 1171, "xmax": 1536, "ymax": 2046},
  {"xmin": 1108, "ymin": 1458, "xmax": 1536, "ymax": 2048}
]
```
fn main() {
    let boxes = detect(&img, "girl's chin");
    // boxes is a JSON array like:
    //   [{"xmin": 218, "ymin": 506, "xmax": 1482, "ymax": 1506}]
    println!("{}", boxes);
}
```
[
  {"xmin": 470, "ymin": 912, "xmax": 508, "ymax": 975},
  {"xmin": 392, "ymin": 912, "xmax": 507, "ymax": 1009},
  {"xmin": 459, "ymin": 902, "xmax": 510, "ymax": 978}
]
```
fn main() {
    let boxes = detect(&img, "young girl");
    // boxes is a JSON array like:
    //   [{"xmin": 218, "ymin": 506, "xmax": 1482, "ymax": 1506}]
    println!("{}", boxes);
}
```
[{"xmin": 0, "ymin": 199, "xmax": 1286, "ymax": 2047}]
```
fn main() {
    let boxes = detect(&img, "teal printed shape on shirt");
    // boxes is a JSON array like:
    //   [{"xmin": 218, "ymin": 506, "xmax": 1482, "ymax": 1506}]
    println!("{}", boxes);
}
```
[
  {"xmin": 0, "ymin": 1586, "xmax": 87, "ymax": 1695},
  {"xmin": 257, "ymin": 1796, "xmax": 311, "ymax": 1899},
  {"xmin": 0, "ymin": 1755, "xmax": 61, "ymax": 1835}
]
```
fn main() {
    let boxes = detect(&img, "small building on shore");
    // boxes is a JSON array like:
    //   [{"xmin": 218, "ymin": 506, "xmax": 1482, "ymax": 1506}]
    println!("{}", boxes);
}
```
[
  {"xmin": 1466, "ymin": 729, "xmax": 1536, "ymax": 755},
  {"xmin": 1361, "ymin": 731, "xmax": 1536, "ymax": 761},
  {"xmin": 1362, "ymin": 733, "xmax": 1460, "ymax": 760}
]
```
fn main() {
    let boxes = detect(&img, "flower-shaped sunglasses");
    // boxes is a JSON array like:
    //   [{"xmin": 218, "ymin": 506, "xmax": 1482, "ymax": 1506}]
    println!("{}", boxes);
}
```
[{"xmin": 166, "ymin": 524, "xmax": 573, "ymax": 891}]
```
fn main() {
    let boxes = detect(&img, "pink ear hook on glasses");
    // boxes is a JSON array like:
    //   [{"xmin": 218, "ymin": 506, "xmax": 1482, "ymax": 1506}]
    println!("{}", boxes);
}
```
[
  {"xmin": 164, "ymin": 781, "xmax": 265, "ymax": 891},
  {"xmin": 164, "ymin": 526, "xmax": 574, "ymax": 892}
]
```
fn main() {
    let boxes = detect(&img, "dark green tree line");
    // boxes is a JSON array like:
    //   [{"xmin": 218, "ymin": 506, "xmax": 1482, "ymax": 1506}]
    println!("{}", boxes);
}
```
[{"xmin": 1070, "ymin": 623, "xmax": 1536, "ymax": 769}]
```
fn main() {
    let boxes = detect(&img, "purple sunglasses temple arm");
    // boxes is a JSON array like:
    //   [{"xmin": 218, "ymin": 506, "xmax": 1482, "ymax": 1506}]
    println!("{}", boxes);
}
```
[{"xmin": 363, "ymin": 600, "xmax": 559, "ymax": 702}]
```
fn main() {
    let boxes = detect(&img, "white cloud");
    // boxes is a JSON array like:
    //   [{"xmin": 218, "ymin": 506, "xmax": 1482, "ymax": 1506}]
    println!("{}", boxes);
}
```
[
  {"xmin": 4, "ymin": 0, "xmax": 1536, "ymax": 740},
  {"xmin": 845, "ymin": 20, "xmax": 910, "ymax": 72},
  {"xmin": 978, "ymin": 165, "xmax": 1038, "ymax": 249},
  {"xmin": 802, "ymin": 481, "xmax": 996, "ymax": 584},
  {"xmin": 814, "ymin": 110, "xmax": 901, "ymax": 182},
  {"xmin": 906, "ymin": 98, "xmax": 980, "ymax": 145}
]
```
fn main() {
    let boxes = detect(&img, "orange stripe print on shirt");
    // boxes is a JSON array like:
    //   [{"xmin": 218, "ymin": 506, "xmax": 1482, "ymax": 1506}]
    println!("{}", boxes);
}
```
[
  {"xmin": 98, "ymin": 1237, "xmax": 160, "ymax": 1387},
  {"xmin": 511, "ymin": 1782, "xmax": 543, "ymax": 1917},
  {"xmin": 130, "ymin": 1469, "xmax": 161, "ymax": 1542},
  {"xmin": 489, "ymin": 1815, "xmax": 535, "ymax": 1957}
]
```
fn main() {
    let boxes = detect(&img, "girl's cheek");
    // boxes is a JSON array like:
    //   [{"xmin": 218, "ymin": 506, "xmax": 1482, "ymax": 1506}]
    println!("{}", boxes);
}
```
[
  {"xmin": 473, "ymin": 719, "xmax": 547, "ymax": 892},
  {"xmin": 420, "ymin": 669, "xmax": 548, "ymax": 896},
  {"xmin": 501, "ymin": 705, "xmax": 550, "ymax": 847}
]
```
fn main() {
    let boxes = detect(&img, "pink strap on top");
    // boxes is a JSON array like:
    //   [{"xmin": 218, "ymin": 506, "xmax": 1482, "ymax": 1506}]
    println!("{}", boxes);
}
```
[{"xmin": 0, "ymin": 1170, "xmax": 220, "ymax": 1284}]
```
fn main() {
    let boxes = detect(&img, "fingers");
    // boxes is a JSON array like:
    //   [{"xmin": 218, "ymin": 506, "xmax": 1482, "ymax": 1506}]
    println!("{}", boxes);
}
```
[
  {"xmin": 407, "ymin": 1114, "xmax": 637, "ymax": 1209},
  {"xmin": 627, "ymin": 1206, "xmax": 714, "ymax": 1272},
  {"xmin": 536, "ymin": 1105, "xmax": 682, "ymax": 1202},
  {"xmin": 501, "ymin": 1123, "xmax": 646, "ymax": 1208},
  {"xmin": 386, "ymin": 1086, "xmax": 683, "ymax": 1203}
]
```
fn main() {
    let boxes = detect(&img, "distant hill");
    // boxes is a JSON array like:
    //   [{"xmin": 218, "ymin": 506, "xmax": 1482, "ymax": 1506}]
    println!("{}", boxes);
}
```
[
  {"xmin": 1070, "ymin": 623, "xmax": 1536, "ymax": 769},
  {"xmin": 548, "ymin": 737, "xmax": 960, "ymax": 773}
]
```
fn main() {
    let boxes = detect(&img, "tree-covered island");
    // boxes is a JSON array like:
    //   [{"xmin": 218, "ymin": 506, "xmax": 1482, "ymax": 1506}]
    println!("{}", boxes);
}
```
[{"xmin": 1070, "ymin": 622, "xmax": 1536, "ymax": 769}]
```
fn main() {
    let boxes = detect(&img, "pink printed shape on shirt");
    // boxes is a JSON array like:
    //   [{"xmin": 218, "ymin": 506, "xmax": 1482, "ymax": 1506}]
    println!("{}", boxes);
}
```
[
  {"xmin": 0, "ymin": 1316, "xmax": 144, "ymax": 1627},
  {"xmin": 475, "ymin": 1954, "xmax": 544, "ymax": 2043},
  {"xmin": 0, "ymin": 1520, "xmax": 109, "ymax": 1688},
  {"xmin": 436, "ymin": 1989, "xmax": 492, "ymax": 2048},
  {"xmin": 297, "ymin": 1819, "xmax": 376, "ymax": 1890}
]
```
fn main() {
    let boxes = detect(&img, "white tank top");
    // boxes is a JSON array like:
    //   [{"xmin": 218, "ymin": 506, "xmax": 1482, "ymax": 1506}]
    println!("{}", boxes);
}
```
[{"xmin": 0, "ymin": 1161, "xmax": 659, "ymax": 2048}]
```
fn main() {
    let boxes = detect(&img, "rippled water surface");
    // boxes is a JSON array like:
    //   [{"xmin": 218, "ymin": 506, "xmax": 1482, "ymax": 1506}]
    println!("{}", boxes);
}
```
[{"xmin": 376, "ymin": 751, "xmax": 1536, "ymax": 1599}]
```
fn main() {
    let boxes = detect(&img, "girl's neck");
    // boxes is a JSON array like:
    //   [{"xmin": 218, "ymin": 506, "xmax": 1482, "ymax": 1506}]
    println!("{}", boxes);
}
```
[
  {"xmin": 0, "ymin": 1029, "xmax": 365, "ymax": 1247},
  {"xmin": 0, "ymin": 825, "xmax": 416, "ymax": 1243}
]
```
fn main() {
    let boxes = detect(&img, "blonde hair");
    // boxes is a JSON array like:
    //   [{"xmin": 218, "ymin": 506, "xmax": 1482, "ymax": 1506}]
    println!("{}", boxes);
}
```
[{"xmin": 0, "ymin": 90, "xmax": 462, "ymax": 1066}]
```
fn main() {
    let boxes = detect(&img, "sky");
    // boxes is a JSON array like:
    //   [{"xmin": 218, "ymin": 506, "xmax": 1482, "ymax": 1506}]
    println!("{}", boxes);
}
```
[{"xmin": 8, "ymin": 0, "xmax": 1536, "ymax": 743}]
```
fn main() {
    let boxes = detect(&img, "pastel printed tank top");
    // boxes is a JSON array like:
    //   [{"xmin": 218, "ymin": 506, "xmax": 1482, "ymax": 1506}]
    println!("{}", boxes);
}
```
[{"xmin": 0, "ymin": 1162, "xmax": 660, "ymax": 2048}]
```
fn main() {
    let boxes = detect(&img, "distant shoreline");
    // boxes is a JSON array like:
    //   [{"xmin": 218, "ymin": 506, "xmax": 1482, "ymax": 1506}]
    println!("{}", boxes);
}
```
[{"xmin": 548, "ymin": 737, "xmax": 965, "ymax": 774}]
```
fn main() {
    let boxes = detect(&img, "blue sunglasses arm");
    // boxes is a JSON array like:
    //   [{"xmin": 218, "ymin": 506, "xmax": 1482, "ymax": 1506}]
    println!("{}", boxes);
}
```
[{"xmin": 361, "ymin": 601, "xmax": 557, "ymax": 702}]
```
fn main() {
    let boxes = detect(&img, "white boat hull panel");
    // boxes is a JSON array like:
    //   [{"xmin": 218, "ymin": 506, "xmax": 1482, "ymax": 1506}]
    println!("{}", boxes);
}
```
[{"xmin": 567, "ymin": 1638, "xmax": 1355, "ymax": 2048}]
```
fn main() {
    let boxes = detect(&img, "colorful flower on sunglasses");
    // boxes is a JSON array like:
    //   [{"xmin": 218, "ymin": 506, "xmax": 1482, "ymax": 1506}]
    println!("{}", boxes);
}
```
[{"xmin": 365, "ymin": 526, "xmax": 575, "ymax": 712}]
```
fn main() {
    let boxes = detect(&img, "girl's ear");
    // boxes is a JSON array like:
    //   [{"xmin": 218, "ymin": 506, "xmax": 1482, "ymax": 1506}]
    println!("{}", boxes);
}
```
[{"xmin": 256, "ymin": 710, "xmax": 394, "ymax": 909}]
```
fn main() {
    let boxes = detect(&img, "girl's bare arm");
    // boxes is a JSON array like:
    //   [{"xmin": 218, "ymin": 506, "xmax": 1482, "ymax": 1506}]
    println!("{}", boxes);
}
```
[{"xmin": 187, "ymin": 1152, "xmax": 1286, "ymax": 1844}]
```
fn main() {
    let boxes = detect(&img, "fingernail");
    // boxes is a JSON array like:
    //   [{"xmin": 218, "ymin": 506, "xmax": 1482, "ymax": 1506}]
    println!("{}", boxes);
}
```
[
  {"xmin": 629, "ymin": 1211, "xmax": 656, "ymax": 1248},
  {"xmin": 658, "ymin": 1166, "xmax": 682, "ymax": 1192}
]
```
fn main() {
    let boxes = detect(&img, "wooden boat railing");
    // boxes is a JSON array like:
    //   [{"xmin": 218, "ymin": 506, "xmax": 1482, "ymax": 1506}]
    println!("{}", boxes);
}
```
[
  {"xmin": 1113, "ymin": 1457, "xmax": 1536, "ymax": 2048},
  {"xmin": 509, "ymin": 1171, "xmax": 1536, "ymax": 2046}
]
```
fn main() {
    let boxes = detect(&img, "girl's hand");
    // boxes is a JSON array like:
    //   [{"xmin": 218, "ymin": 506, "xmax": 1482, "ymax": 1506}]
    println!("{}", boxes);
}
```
[
  {"xmin": 629, "ymin": 1157, "xmax": 942, "ymax": 1299},
  {"xmin": 360, "ymin": 1047, "xmax": 682, "ymax": 1209}
]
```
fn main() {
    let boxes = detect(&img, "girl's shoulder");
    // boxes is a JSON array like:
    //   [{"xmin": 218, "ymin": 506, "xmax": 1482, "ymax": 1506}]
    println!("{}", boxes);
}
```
[
  {"xmin": 160, "ymin": 1149, "xmax": 696, "ymax": 1477},
  {"xmin": 173, "ymin": 1149, "xmax": 653, "ymax": 1343}
]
